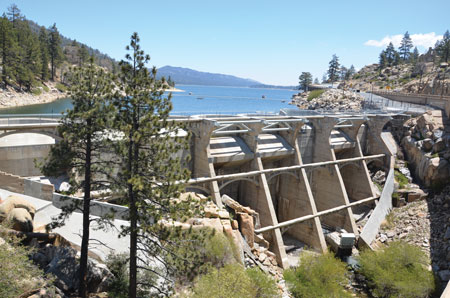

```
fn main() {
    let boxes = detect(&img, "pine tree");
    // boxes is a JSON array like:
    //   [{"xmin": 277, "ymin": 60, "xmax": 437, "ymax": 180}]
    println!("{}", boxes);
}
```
[
  {"xmin": 48, "ymin": 23, "xmax": 62, "ymax": 81},
  {"xmin": 393, "ymin": 51, "xmax": 401, "ymax": 66},
  {"xmin": 385, "ymin": 42, "xmax": 397, "ymax": 66},
  {"xmin": 38, "ymin": 27, "xmax": 49, "ymax": 81},
  {"xmin": 78, "ymin": 44, "xmax": 89, "ymax": 66},
  {"xmin": 0, "ymin": 14, "xmax": 18, "ymax": 88},
  {"xmin": 411, "ymin": 47, "xmax": 419, "ymax": 66},
  {"xmin": 348, "ymin": 65, "xmax": 356, "ymax": 78},
  {"xmin": 328, "ymin": 54, "xmax": 340, "ymax": 85},
  {"xmin": 15, "ymin": 20, "xmax": 41, "ymax": 91},
  {"xmin": 399, "ymin": 31, "xmax": 413, "ymax": 61},
  {"xmin": 314, "ymin": 77, "xmax": 319, "ymax": 84},
  {"xmin": 41, "ymin": 59, "xmax": 116, "ymax": 298},
  {"xmin": 339, "ymin": 66, "xmax": 348, "ymax": 81},
  {"xmin": 436, "ymin": 30, "xmax": 450, "ymax": 63},
  {"xmin": 113, "ymin": 33, "xmax": 193, "ymax": 297},
  {"xmin": 379, "ymin": 50, "xmax": 387, "ymax": 69},
  {"xmin": 6, "ymin": 4, "xmax": 21, "ymax": 27},
  {"xmin": 298, "ymin": 72, "xmax": 312, "ymax": 91}
]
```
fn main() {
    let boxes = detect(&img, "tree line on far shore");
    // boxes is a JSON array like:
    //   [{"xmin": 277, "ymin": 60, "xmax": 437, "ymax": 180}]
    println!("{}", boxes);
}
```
[
  {"xmin": 0, "ymin": 4, "xmax": 117, "ymax": 92},
  {"xmin": 298, "ymin": 55, "xmax": 355, "ymax": 91}
]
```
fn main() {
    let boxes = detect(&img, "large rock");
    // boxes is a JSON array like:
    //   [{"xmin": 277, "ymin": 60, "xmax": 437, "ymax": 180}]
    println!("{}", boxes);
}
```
[
  {"xmin": 0, "ymin": 195, "xmax": 36, "ymax": 220},
  {"xmin": 237, "ymin": 212, "xmax": 254, "ymax": 248},
  {"xmin": 43, "ymin": 246, "xmax": 113, "ymax": 294},
  {"xmin": 6, "ymin": 207, "xmax": 33, "ymax": 232}
]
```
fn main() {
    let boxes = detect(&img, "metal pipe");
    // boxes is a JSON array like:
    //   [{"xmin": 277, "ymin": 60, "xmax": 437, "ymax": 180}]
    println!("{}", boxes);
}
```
[{"xmin": 255, "ymin": 196, "xmax": 377, "ymax": 233}]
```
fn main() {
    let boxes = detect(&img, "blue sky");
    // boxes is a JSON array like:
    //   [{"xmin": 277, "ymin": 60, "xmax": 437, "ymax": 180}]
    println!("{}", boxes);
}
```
[{"xmin": 2, "ymin": 0, "xmax": 449, "ymax": 85}]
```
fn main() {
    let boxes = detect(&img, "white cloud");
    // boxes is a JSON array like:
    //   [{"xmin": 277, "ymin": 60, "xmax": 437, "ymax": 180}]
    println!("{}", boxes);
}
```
[{"xmin": 365, "ymin": 32, "xmax": 443, "ymax": 48}]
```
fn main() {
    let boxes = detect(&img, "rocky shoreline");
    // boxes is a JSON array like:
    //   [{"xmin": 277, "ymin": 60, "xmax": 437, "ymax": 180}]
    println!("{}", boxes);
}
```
[
  {"xmin": 290, "ymin": 89, "xmax": 365, "ymax": 111},
  {"xmin": 0, "ymin": 84, "xmax": 66, "ymax": 109}
]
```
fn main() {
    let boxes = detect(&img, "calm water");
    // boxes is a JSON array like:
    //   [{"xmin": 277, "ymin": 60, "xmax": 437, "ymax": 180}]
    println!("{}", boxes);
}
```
[{"xmin": 0, "ymin": 85, "xmax": 299, "ymax": 115}]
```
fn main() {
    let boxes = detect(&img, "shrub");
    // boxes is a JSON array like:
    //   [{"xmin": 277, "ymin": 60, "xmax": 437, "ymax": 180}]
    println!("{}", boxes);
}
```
[
  {"xmin": 0, "ymin": 234, "xmax": 48, "ymax": 298},
  {"xmin": 55, "ymin": 83, "xmax": 67, "ymax": 92},
  {"xmin": 191, "ymin": 264, "xmax": 279, "ymax": 298},
  {"xmin": 106, "ymin": 252, "xmax": 159, "ymax": 297},
  {"xmin": 43, "ymin": 85, "xmax": 50, "ymax": 92},
  {"xmin": 32, "ymin": 88, "xmax": 42, "ymax": 96},
  {"xmin": 283, "ymin": 252, "xmax": 351, "ymax": 298},
  {"xmin": 106, "ymin": 253, "xmax": 129, "ymax": 298},
  {"xmin": 358, "ymin": 241, "xmax": 434, "ymax": 298},
  {"xmin": 307, "ymin": 89, "xmax": 326, "ymax": 101},
  {"xmin": 394, "ymin": 170, "xmax": 409, "ymax": 189},
  {"xmin": 246, "ymin": 267, "xmax": 279, "ymax": 298},
  {"xmin": 166, "ymin": 227, "xmax": 237, "ymax": 284}
]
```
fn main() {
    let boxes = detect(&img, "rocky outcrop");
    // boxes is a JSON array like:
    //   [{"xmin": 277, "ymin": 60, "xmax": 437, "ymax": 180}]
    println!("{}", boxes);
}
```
[
  {"xmin": 0, "ymin": 83, "xmax": 66, "ymax": 109},
  {"xmin": 31, "ymin": 245, "xmax": 113, "ymax": 294},
  {"xmin": 0, "ymin": 195, "xmax": 36, "ymax": 232},
  {"xmin": 400, "ymin": 111, "xmax": 450, "ymax": 189},
  {"xmin": 291, "ymin": 89, "xmax": 364, "ymax": 111}
]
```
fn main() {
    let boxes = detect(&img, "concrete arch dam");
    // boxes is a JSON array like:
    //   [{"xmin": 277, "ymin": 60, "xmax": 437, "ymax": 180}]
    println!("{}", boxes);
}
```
[{"xmin": 0, "ymin": 113, "xmax": 397, "ymax": 268}]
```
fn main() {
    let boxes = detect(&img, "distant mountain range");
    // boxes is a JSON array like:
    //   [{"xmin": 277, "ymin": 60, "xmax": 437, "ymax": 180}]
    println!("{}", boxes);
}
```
[{"xmin": 157, "ymin": 66, "xmax": 261, "ymax": 87}]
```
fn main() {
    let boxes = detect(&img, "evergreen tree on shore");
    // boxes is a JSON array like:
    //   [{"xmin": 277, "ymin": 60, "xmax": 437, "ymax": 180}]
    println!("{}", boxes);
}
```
[
  {"xmin": 299, "ymin": 72, "xmax": 312, "ymax": 91},
  {"xmin": 38, "ymin": 27, "xmax": 49, "ymax": 81},
  {"xmin": 436, "ymin": 30, "xmax": 450, "ymax": 63},
  {"xmin": 399, "ymin": 31, "xmax": 413, "ymax": 61},
  {"xmin": 328, "ymin": 54, "xmax": 340, "ymax": 85},
  {"xmin": 113, "ymin": 32, "xmax": 192, "ymax": 297},
  {"xmin": 41, "ymin": 59, "xmax": 116, "ymax": 298},
  {"xmin": 48, "ymin": 23, "xmax": 62, "ymax": 81},
  {"xmin": 0, "ymin": 14, "xmax": 17, "ymax": 88}
]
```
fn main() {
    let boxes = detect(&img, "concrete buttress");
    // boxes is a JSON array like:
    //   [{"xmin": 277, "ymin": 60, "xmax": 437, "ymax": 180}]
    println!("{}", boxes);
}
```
[
  {"xmin": 309, "ymin": 117, "xmax": 358, "ymax": 235},
  {"xmin": 278, "ymin": 122, "xmax": 327, "ymax": 252},
  {"xmin": 187, "ymin": 120, "xmax": 223, "ymax": 207},
  {"xmin": 240, "ymin": 121, "xmax": 289, "ymax": 268}
]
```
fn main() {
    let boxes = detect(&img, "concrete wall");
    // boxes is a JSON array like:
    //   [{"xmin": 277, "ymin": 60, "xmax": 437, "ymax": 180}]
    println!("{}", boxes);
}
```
[
  {"xmin": 0, "ymin": 144, "xmax": 52, "ymax": 176},
  {"xmin": 359, "ymin": 156, "xmax": 395, "ymax": 247},
  {"xmin": 0, "ymin": 171, "xmax": 54, "ymax": 201},
  {"xmin": 53, "ymin": 193, "xmax": 129, "ymax": 220},
  {"xmin": 373, "ymin": 91, "xmax": 450, "ymax": 118}
]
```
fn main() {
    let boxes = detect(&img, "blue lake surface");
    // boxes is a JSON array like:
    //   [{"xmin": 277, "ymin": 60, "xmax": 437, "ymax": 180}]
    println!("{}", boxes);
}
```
[{"xmin": 0, "ymin": 85, "xmax": 299, "ymax": 115}]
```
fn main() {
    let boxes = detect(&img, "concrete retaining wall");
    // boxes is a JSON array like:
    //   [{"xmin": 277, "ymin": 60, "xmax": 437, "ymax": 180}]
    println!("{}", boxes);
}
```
[
  {"xmin": 373, "ymin": 91, "xmax": 450, "ymax": 118},
  {"xmin": 0, "ymin": 171, "xmax": 54, "ymax": 201},
  {"xmin": 359, "ymin": 156, "xmax": 394, "ymax": 248},
  {"xmin": 53, "ymin": 193, "xmax": 129, "ymax": 220}
]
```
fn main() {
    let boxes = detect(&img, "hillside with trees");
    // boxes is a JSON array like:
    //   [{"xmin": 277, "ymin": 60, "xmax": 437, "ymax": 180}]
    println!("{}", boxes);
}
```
[
  {"xmin": 0, "ymin": 4, "xmax": 117, "ymax": 103},
  {"xmin": 347, "ymin": 30, "xmax": 450, "ymax": 95}
]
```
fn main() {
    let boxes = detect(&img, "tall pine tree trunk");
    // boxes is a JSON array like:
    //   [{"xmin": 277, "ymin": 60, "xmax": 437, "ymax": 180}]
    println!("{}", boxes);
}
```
[
  {"xmin": 129, "ymin": 123, "xmax": 138, "ymax": 298},
  {"xmin": 79, "ymin": 131, "xmax": 92, "ymax": 298},
  {"xmin": 51, "ymin": 55, "xmax": 54, "ymax": 81}
]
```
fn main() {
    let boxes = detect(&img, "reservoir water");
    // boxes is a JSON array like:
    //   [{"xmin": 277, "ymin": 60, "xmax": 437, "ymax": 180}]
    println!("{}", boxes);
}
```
[{"xmin": 0, "ymin": 85, "xmax": 299, "ymax": 115}]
